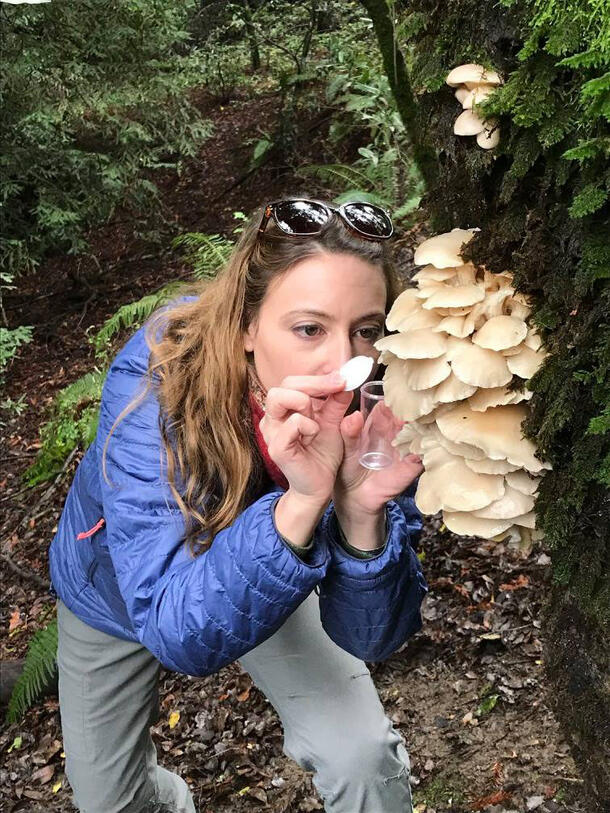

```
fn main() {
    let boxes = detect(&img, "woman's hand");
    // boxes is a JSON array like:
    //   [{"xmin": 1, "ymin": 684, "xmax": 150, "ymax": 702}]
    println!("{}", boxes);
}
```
[
  {"xmin": 260, "ymin": 372, "xmax": 353, "ymax": 504},
  {"xmin": 333, "ymin": 407, "xmax": 424, "ymax": 516}
]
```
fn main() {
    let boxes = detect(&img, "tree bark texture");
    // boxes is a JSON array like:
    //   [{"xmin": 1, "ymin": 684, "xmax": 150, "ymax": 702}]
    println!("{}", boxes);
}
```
[{"xmin": 360, "ymin": 1, "xmax": 609, "ymax": 807}]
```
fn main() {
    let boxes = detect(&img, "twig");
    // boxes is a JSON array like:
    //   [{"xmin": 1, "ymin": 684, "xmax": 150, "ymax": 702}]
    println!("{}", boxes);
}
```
[{"xmin": 0, "ymin": 552, "xmax": 50, "ymax": 590}]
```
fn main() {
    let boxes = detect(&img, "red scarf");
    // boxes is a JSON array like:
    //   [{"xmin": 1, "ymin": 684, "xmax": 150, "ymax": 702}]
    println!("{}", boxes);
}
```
[{"xmin": 247, "ymin": 364, "xmax": 289, "ymax": 491}]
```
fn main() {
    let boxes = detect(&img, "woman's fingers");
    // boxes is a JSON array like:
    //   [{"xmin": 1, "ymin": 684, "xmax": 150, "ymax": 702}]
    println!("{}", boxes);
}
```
[
  {"xmin": 279, "ymin": 372, "xmax": 345, "ymax": 398},
  {"xmin": 268, "ymin": 413, "xmax": 320, "ymax": 456},
  {"xmin": 264, "ymin": 387, "xmax": 314, "ymax": 421}
]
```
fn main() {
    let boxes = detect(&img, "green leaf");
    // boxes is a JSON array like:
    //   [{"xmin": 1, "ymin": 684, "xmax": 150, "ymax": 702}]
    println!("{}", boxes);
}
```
[
  {"xmin": 7, "ymin": 736, "xmax": 22, "ymax": 753},
  {"xmin": 475, "ymin": 693, "xmax": 499, "ymax": 717}
]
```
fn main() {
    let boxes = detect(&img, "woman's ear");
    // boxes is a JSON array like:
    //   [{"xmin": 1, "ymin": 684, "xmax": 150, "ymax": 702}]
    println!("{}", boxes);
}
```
[{"xmin": 243, "ymin": 322, "xmax": 256, "ymax": 353}]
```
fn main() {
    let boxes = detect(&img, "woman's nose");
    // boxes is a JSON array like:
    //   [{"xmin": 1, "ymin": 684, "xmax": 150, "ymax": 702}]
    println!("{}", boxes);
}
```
[{"xmin": 324, "ymin": 334, "xmax": 354, "ymax": 374}]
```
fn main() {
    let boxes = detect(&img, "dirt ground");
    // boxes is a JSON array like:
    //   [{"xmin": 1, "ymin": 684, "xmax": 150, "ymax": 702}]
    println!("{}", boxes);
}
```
[{"xmin": 0, "ymin": 82, "xmax": 586, "ymax": 813}]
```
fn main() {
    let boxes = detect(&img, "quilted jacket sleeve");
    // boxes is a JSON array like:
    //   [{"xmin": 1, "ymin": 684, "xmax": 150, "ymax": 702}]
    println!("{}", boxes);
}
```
[
  {"xmin": 317, "ymin": 485, "xmax": 428, "ymax": 662},
  {"xmin": 97, "ymin": 332, "xmax": 330, "ymax": 676}
]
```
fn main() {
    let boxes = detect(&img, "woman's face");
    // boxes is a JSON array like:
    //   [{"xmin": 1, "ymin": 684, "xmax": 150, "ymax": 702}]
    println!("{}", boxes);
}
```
[{"xmin": 243, "ymin": 251, "xmax": 388, "ymax": 403}]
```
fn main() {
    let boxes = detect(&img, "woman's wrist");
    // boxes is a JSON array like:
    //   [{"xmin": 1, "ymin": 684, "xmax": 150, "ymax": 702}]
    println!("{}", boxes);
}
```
[
  {"xmin": 332, "ymin": 501, "xmax": 387, "ymax": 551},
  {"xmin": 274, "ymin": 489, "xmax": 329, "ymax": 549}
]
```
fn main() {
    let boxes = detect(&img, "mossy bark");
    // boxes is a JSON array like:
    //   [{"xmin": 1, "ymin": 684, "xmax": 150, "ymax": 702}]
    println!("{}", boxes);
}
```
[{"xmin": 360, "ymin": 0, "xmax": 610, "ymax": 806}]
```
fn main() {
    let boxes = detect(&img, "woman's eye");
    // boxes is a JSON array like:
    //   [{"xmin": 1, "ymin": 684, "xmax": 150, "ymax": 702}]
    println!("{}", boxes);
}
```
[
  {"xmin": 294, "ymin": 324, "xmax": 323, "ymax": 338},
  {"xmin": 357, "ymin": 326, "xmax": 383, "ymax": 341}
]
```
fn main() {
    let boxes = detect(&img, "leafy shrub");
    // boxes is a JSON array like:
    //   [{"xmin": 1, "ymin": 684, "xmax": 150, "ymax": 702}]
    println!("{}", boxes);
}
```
[
  {"xmin": 1, "ymin": 0, "xmax": 213, "ymax": 279},
  {"xmin": 0, "ymin": 325, "xmax": 33, "ymax": 380}
]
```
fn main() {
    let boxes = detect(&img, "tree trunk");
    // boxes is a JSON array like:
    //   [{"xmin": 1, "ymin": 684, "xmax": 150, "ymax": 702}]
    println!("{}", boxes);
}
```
[
  {"xmin": 240, "ymin": 0, "xmax": 261, "ymax": 72},
  {"xmin": 360, "ymin": 0, "xmax": 610, "ymax": 807}
]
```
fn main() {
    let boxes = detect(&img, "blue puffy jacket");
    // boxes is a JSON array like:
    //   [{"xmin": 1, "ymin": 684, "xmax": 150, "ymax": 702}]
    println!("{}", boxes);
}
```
[{"xmin": 49, "ymin": 322, "xmax": 428, "ymax": 676}]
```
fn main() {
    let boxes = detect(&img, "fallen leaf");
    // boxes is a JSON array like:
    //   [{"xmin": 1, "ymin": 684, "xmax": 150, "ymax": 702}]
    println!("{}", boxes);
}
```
[
  {"xmin": 31, "ymin": 764, "xmax": 55, "ymax": 784},
  {"xmin": 9, "ymin": 609, "xmax": 22, "ymax": 632},
  {"xmin": 499, "ymin": 573, "xmax": 530, "ymax": 591},
  {"xmin": 471, "ymin": 789, "xmax": 512, "ymax": 810},
  {"xmin": 247, "ymin": 786, "xmax": 268, "ymax": 803},
  {"xmin": 237, "ymin": 687, "xmax": 251, "ymax": 702},
  {"xmin": 168, "ymin": 711, "xmax": 180, "ymax": 729},
  {"xmin": 52, "ymin": 779, "xmax": 62, "ymax": 793}
]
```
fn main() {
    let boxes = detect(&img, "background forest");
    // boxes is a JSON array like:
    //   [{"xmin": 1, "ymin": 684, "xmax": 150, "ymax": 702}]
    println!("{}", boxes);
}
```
[{"xmin": 1, "ymin": 1, "xmax": 608, "ymax": 812}]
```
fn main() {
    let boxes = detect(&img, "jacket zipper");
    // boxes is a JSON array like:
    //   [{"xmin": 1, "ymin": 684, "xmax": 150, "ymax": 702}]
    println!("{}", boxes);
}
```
[{"xmin": 77, "ymin": 517, "xmax": 105, "ymax": 540}]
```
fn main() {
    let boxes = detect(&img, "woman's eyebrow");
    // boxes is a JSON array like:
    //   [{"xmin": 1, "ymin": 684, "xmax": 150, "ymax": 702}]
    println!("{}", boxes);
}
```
[{"xmin": 284, "ymin": 309, "xmax": 386, "ymax": 322}]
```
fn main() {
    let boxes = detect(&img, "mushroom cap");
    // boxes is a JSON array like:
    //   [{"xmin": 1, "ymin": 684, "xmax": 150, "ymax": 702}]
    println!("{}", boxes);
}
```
[
  {"xmin": 502, "ymin": 341, "xmax": 526, "ymax": 357},
  {"xmin": 413, "ymin": 229, "xmax": 477, "ymax": 269},
  {"xmin": 471, "ymin": 484, "xmax": 535, "ymax": 519},
  {"xmin": 442, "ymin": 511, "xmax": 514, "ymax": 539},
  {"xmin": 446, "ymin": 63, "xmax": 502, "ymax": 87},
  {"xmin": 433, "ymin": 314, "xmax": 475, "ymax": 338},
  {"xmin": 468, "ymin": 385, "xmax": 533, "ymax": 412},
  {"xmin": 472, "ymin": 315, "xmax": 528, "ymax": 351},
  {"xmin": 512, "ymin": 511, "xmax": 536, "ymax": 529},
  {"xmin": 411, "ymin": 264, "xmax": 458, "ymax": 283},
  {"xmin": 524, "ymin": 329, "xmax": 542, "ymax": 351},
  {"xmin": 375, "ymin": 329, "xmax": 447, "ymax": 359},
  {"xmin": 455, "ymin": 86, "xmax": 471, "ymax": 105},
  {"xmin": 450, "ymin": 343, "xmax": 512, "ymax": 388},
  {"xmin": 395, "ymin": 309, "xmax": 443, "ymax": 332},
  {"xmin": 415, "ymin": 281, "xmax": 448, "ymax": 299},
  {"xmin": 415, "ymin": 446, "xmax": 505, "ymax": 514},
  {"xmin": 422, "ymin": 283, "xmax": 486, "ymax": 310},
  {"xmin": 436, "ymin": 402, "xmax": 551, "ymax": 473},
  {"xmin": 433, "ymin": 306, "xmax": 476, "ymax": 317},
  {"xmin": 434, "ymin": 371, "xmax": 478, "ymax": 403},
  {"xmin": 505, "ymin": 470, "xmax": 541, "ymax": 495},
  {"xmin": 506, "ymin": 345, "xmax": 546, "ymax": 380},
  {"xmin": 462, "ymin": 84, "xmax": 496, "ymax": 109},
  {"xmin": 403, "ymin": 356, "xmax": 452, "ymax": 391},
  {"xmin": 422, "ymin": 423, "xmax": 486, "ymax": 460},
  {"xmin": 454, "ymin": 109, "xmax": 486, "ymax": 136},
  {"xmin": 383, "ymin": 359, "xmax": 439, "ymax": 421},
  {"xmin": 385, "ymin": 288, "xmax": 419, "ymax": 331},
  {"xmin": 464, "ymin": 457, "xmax": 521, "ymax": 475},
  {"xmin": 504, "ymin": 294, "xmax": 531, "ymax": 320},
  {"xmin": 476, "ymin": 125, "xmax": 500, "ymax": 149}
]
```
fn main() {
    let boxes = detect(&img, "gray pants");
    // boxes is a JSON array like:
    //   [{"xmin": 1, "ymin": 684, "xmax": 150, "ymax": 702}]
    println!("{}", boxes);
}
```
[{"xmin": 57, "ymin": 593, "xmax": 413, "ymax": 813}]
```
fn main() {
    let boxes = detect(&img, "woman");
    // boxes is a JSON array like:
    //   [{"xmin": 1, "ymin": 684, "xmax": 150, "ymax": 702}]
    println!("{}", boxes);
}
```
[{"xmin": 49, "ymin": 197, "xmax": 428, "ymax": 813}]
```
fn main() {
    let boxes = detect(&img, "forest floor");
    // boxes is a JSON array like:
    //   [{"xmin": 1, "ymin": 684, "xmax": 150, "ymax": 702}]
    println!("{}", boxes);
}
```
[{"xmin": 0, "ymin": 81, "xmax": 587, "ymax": 813}]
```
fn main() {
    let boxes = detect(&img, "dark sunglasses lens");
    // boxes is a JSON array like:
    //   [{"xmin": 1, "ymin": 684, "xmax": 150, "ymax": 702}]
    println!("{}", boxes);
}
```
[
  {"xmin": 343, "ymin": 203, "xmax": 393, "ymax": 238},
  {"xmin": 274, "ymin": 200, "xmax": 329, "ymax": 234}
]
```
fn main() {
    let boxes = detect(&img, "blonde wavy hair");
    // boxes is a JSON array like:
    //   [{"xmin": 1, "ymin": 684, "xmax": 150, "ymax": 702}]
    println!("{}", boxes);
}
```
[{"xmin": 111, "ymin": 196, "xmax": 402, "ymax": 555}]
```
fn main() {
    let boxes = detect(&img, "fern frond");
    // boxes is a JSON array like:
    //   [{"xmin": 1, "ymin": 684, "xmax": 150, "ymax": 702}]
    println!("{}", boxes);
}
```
[
  {"xmin": 92, "ymin": 283, "xmax": 182, "ymax": 356},
  {"xmin": 6, "ymin": 618, "xmax": 58, "ymax": 724},
  {"xmin": 24, "ymin": 369, "xmax": 106, "ymax": 486},
  {"xmin": 171, "ymin": 232, "xmax": 234, "ymax": 280}
]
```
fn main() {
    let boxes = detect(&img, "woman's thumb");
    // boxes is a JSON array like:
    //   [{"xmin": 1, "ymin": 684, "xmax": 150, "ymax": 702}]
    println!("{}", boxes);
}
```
[{"xmin": 340, "ymin": 410, "xmax": 363, "ymax": 457}]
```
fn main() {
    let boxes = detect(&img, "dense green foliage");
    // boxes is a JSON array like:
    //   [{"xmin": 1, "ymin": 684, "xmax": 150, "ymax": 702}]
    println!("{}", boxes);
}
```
[
  {"xmin": 0, "ymin": 0, "xmax": 213, "ymax": 375},
  {"xmin": 20, "ymin": 1, "xmax": 421, "ymax": 487}
]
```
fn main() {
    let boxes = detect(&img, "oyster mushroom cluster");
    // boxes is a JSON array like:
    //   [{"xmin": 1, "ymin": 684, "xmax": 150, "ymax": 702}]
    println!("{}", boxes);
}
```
[
  {"xmin": 446, "ymin": 63, "xmax": 502, "ymax": 150},
  {"xmin": 375, "ymin": 228, "xmax": 552, "ymax": 551}
]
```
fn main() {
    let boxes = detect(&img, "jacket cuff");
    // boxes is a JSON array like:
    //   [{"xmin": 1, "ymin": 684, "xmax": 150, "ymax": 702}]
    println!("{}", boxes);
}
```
[
  {"xmin": 270, "ymin": 494, "xmax": 319, "ymax": 566},
  {"xmin": 324, "ymin": 499, "xmax": 426, "ymax": 585}
]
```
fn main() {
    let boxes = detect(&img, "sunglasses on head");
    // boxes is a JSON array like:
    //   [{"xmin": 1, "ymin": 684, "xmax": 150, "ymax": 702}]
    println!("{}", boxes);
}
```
[{"xmin": 258, "ymin": 198, "xmax": 394, "ymax": 241}]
